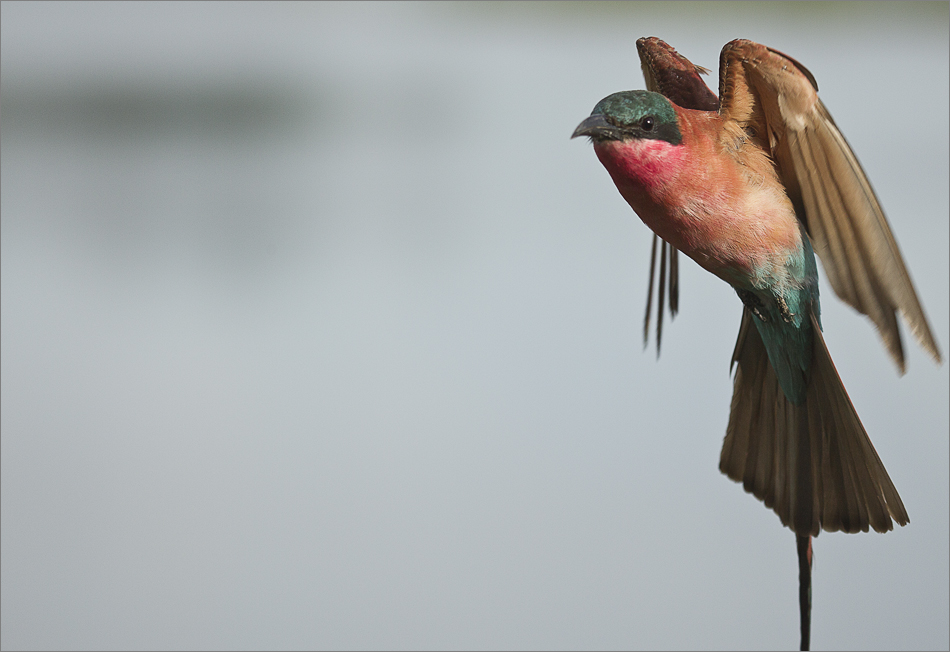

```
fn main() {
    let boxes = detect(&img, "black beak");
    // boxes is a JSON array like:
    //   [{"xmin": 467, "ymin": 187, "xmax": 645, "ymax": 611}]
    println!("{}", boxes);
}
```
[{"xmin": 571, "ymin": 113, "xmax": 622, "ymax": 140}]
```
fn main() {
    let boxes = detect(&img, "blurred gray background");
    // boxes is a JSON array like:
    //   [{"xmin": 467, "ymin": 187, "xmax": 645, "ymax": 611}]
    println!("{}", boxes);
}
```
[{"xmin": 2, "ymin": 2, "xmax": 947, "ymax": 650}]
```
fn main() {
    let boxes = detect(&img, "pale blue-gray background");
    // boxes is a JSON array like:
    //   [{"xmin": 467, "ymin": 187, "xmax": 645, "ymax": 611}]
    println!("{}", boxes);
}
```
[{"xmin": 2, "ymin": 2, "xmax": 947, "ymax": 650}]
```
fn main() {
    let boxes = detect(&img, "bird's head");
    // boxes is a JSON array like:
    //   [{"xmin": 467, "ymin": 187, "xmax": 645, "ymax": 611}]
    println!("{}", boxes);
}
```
[{"xmin": 572, "ymin": 90, "xmax": 682, "ymax": 146}]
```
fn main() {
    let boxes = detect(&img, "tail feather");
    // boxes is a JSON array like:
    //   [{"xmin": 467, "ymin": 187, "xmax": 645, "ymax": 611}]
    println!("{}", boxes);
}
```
[{"xmin": 720, "ymin": 309, "xmax": 908, "ymax": 535}]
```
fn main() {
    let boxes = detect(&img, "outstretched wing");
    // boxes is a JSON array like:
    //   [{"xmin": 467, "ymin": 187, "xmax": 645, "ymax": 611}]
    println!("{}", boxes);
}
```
[
  {"xmin": 717, "ymin": 39, "xmax": 941, "ymax": 372},
  {"xmin": 638, "ymin": 37, "xmax": 719, "ymax": 112},
  {"xmin": 635, "ymin": 37, "xmax": 719, "ymax": 354}
]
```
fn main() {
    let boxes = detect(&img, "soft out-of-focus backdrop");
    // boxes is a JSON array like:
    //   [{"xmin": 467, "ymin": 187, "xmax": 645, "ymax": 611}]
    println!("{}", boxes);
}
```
[{"xmin": 2, "ymin": 2, "xmax": 947, "ymax": 650}]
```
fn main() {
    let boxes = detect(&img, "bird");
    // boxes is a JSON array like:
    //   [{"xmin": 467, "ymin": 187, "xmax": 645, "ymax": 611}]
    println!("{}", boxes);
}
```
[{"xmin": 572, "ymin": 37, "xmax": 941, "ymax": 651}]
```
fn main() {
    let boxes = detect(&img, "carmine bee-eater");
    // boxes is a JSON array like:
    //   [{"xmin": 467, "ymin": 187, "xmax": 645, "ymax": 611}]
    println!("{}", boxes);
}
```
[{"xmin": 573, "ymin": 38, "xmax": 941, "ymax": 651}]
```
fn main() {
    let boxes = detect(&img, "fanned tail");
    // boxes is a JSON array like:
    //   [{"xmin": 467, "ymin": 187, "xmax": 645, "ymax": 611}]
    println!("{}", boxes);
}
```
[{"xmin": 720, "ymin": 309, "xmax": 908, "ymax": 535}]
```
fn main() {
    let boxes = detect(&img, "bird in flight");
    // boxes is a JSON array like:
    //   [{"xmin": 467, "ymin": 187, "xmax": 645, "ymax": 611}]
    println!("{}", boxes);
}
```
[{"xmin": 572, "ymin": 37, "xmax": 941, "ymax": 651}]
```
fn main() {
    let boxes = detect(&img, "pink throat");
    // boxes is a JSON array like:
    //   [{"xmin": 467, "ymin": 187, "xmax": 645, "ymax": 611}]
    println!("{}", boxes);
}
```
[{"xmin": 593, "ymin": 138, "xmax": 687, "ymax": 194}]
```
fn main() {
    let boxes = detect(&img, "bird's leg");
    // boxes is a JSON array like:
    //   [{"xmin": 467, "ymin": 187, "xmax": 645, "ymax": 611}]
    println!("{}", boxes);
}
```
[
  {"xmin": 777, "ymin": 295, "xmax": 795, "ymax": 324},
  {"xmin": 736, "ymin": 289, "xmax": 769, "ymax": 322}
]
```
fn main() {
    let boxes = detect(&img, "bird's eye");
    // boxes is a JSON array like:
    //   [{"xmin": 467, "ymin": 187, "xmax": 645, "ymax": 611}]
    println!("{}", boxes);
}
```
[{"xmin": 640, "ymin": 116, "xmax": 655, "ymax": 131}]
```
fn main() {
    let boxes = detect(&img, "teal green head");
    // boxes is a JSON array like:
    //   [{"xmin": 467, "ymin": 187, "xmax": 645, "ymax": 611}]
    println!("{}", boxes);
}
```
[{"xmin": 572, "ymin": 90, "xmax": 682, "ymax": 146}]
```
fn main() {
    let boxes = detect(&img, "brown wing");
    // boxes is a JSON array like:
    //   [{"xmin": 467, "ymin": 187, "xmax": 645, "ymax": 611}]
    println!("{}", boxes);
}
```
[
  {"xmin": 635, "ymin": 37, "xmax": 719, "ymax": 353},
  {"xmin": 637, "ymin": 36, "xmax": 719, "ymax": 111},
  {"xmin": 717, "ymin": 39, "xmax": 941, "ymax": 372}
]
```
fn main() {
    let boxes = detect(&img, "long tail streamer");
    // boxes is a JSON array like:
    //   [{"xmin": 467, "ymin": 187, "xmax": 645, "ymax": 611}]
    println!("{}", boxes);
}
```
[{"xmin": 796, "ymin": 534, "xmax": 813, "ymax": 651}]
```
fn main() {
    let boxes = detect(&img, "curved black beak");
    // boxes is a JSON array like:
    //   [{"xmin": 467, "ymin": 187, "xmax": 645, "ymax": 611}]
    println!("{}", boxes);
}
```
[{"xmin": 571, "ymin": 113, "xmax": 622, "ymax": 140}]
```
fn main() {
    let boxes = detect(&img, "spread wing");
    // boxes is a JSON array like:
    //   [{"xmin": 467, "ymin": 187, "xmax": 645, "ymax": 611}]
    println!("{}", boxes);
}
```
[
  {"xmin": 638, "ymin": 37, "xmax": 719, "ymax": 112},
  {"xmin": 635, "ymin": 37, "xmax": 719, "ymax": 354},
  {"xmin": 717, "ymin": 39, "xmax": 941, "ymax": 372}
]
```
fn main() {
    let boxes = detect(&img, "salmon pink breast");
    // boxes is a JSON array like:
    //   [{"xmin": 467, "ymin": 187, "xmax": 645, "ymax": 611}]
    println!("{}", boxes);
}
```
[{"xmin": 593, "ymin": 138, "xmax": 687, "ymax": 192}]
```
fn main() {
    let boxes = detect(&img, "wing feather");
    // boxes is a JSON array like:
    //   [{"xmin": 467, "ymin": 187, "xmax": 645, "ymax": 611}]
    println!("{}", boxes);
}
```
[{"xmin": 718, "ymin": 39, "xmax": 940, "ymax": 371}]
